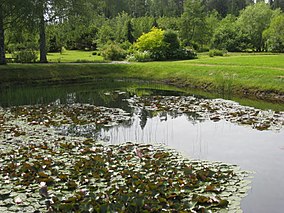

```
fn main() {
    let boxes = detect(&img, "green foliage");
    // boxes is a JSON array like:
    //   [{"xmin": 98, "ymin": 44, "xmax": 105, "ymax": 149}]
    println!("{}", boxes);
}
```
[
  {"xmin": 206, "ymin": 0, "xmax": 253, "ymax": 17},
  {"xmin": 12, "ymin": 49, "xmax": 38, "ymax": 63},
  {"xmin": 46, "ymin": 24, "xmax": 66, "ymax": 52},
  {"xmin": 263, "ymin": 14, "xmax": 284, "ymax": 52},
  {"xmin": 96, "ymin": 21, "xmax": 115, "ymax": 47},
  {"xmin": 101, "ymin": 42, "xmax": 126, "ymax": 61},
  {"xmin": 208, "ymin": 49, "xmax": 226, "ymax": 57},
  {"xmin": 134, "ymin": 27, "xmax": 166, "ymax": 60},
  {"xmin": 179, "ymin": 0, "xmax": 207, "ymax": 47},
  {"xmin": 237, "ymin": 2, "xmax": 276, "ymax": 51},
  {"xmin": 47, "ymin": 50, "xmax": 104, "ymax": 63},
  {"xmin": 8, "ymin": 42, "xmax": 38, "ymax": 63},
  {"xmin": 157, "ymin": 17, "xmax": 180, "ymax": 31},
  {"xmin": 212, "ymin": 15, "xmax": 249, "ymax": 52},
  {"xmin": 134, "ymin": 28, "xmax": 196, "ymax": 61},
  {"xmin": 0, "ymin": 102, "xmax": 254, "ymax": 212},
  {"xmin": 135, "ymin": 27, "xmax": 164, "ymax": 51},
  {"xmin": 113, "ymin": 12, "xmax": 133, "ymax": 43},
  {"xmin": 2, "ymin": 0, "xmax": 283, "ymax": 66},
  {"xmin": 131, "ymin": 16, "xmax": 156, "ymax": 40},
  {"xmin": 126, "ymin": 51, "xmax": 153, "ymax": 62}
]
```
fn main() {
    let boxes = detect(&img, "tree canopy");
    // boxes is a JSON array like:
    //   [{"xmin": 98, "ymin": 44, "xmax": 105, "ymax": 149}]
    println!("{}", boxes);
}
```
[{"xmin": 0, "ymin": 0, "xmax": 283, "ymax": 64}]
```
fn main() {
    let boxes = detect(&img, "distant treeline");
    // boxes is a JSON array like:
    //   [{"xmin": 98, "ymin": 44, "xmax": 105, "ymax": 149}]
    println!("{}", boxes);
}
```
[{"xmin": 0, "ymin": 0, "xmax": 284, "ymax": 64}]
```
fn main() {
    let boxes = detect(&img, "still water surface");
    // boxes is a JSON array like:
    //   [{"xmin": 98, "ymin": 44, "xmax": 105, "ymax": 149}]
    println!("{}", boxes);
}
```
[{"xmin": 0, "ymin": 80, "xmax": 283, "ymax": 213}]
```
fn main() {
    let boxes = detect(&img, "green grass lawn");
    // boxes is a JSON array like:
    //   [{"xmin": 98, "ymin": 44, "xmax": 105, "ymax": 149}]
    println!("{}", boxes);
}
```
[
  {"xmin": 1, "ymin": 51, "xmax": 283, "ymax": 102},
  {"xmin": 191, "ymin": 53, "xmax": 284, "ymax": 68},
  {"xmin": 47, "ymin": 50, "xmax": 105, "ymax": 63},
  {"xmin": 124, "ymin": 54, "xmax": 284, "ymax": 93}
]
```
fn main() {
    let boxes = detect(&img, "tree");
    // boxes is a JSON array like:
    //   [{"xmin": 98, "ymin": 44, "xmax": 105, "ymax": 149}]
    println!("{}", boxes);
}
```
[
  {"xmin": 113, "ymin": 12, "xmax": 132, "ymax": 43},
  {"xmin": 149, "ymin": 0, "xmax": 184, "ymax": 17},
  {"xmin": 204, "ymin": 0, "xmax": 253, "ymax": 17},
  {"xmin": 263, "ymin": 14, "xmax": 284, "ymax": 52},
  {"xmin": 38, "ymin": 0, "xmax": 48, "ymax": 62},
  {"xmin": 132, "ymin": 16, "xmax": 155, "ymax": 40},
  {"xmin": 179, "ymin": 0, "xmax": 207, "ymax": 48},
  {"xmin": 126, "ymin": 20, "xmax": 135, "ymax": 43},
  {"xmin": 205, "ymin": 0, "xmax": 228, "ymax": 17},
  {"xmin": 0, "ymin": 0, "xmax": 28, "ymax": 65},
  {"xmin": 97, "ymin": 21, "xmax": 115, "ymax": 47},
  {"xmin": 25, "ymin": 0, "xmax": 69, "ymax": 63},
  {"xmin": 30, "ymin": 0, "xmax": 102, "ymax": 62},
  {"xmin": 237, "ymin": 2, "xmax": 275, "ymax": 51},
  {"xmin": 0, "ymin": 2, "xmax": 6, "ymax": 65},
  {"xmin": 128, "ymin": 0, "xmax": 148, "ymax": 17},
  {"xmin": 157, "ymin": 17, "xmax": 180, "ymax": 31},
  {"xmin": 212, "ymin": 14, "xmax": 249, "ymax": 51},
  {"xmin": 271, "ymin": 0, "xmax": 284, "ymax": 11}
]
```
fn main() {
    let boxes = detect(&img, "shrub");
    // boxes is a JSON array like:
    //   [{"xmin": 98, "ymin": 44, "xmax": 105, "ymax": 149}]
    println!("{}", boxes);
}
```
[
  {"xmin": 120, "ymin": 41, "xmax": 132, "ymax": 50},
  {"xmin": 126, "ymin": 51, "xmax": 152, "ymax": 62},
  {"xmin": 133, "ymin": 27, "xmax": 198, "ymax": 61},
  {"xmin": 101, "ymin": 43, "xmax": 126, "ymax": 61},
  {"xmin": 163, "ymin": 30, "xmax": 181, "ymax": 59},
  {"xmin": 134, "ymin": 27, "xmax": 165, "ymax": 60},
  {"xmin": 12, "ymin": 49, "xmax": 38, "ymax": 63},
  {"xmin": 208, "ymin": 49, "xmax": 225, "ymax": 57},
  {"xmin": 173, "ymin": 48, "xmax": 197, "ymax": 60}
]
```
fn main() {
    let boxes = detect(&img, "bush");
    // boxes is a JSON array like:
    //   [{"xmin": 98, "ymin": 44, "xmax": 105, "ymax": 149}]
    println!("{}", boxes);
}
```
[
  {"xmin": 173, "ymin": 48, "xmax": 197, "ymax": 60},
  {"xmin": 134, "ymin": 27, "xmax": 165, "ymax": 60},
  {"xmin": 163, "ymin": 30, "xmax": 181, "ymax": 59},
  {"xmin": 120, "ymin": 41, "xmax": 132, "ymax": 50},
  {"xmin": 12, "ymin": 50, "xmax": 38, "ymax": 63},
  {"xmin": 101, "ymin": 43, "xmax": 126, "ymax": 61},
  {"xmin": 208, "ymin": 49, "xmax": 226, "ymax": 57},
  {"xmin": 126, "ymin": 51, "xmax": 152, "ymax": 62}
]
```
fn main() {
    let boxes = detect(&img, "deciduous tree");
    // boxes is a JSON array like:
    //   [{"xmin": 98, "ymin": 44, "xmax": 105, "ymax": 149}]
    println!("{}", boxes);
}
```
[
  {"xmin": 263, "ymin": 14, "xmax": 284, "ymax": 52},
  {"xmin": 237, "ymin": 2, "xmax": 276, "ymax": 51},
  {"xmin": 179, "ymin": 0, "xmax": 206, "ymax": 48}
]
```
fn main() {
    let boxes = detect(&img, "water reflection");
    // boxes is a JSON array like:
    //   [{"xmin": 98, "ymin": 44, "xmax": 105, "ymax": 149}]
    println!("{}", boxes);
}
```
[
  {"xmin": 99, "ymin": 111, "xmax": 284, "ymax": 213},
  {"xmin": 1, "ymin": 81, "xmax": 284, "ymax": 213}
]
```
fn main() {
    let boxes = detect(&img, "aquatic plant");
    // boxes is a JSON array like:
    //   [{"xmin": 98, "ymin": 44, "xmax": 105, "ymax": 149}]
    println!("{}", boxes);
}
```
[{"xmin": 0, "ymin": 103, "xmax": 252, "ymax": 212}]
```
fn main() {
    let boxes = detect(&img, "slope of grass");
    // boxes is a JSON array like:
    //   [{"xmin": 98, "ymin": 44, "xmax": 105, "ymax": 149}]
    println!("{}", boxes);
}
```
[{"xmin": 0, "ymin": 52, "xmax": 283, "ymax": 102}]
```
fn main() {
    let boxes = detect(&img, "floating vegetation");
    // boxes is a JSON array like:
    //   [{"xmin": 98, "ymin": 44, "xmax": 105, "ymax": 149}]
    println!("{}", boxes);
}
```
[
  {"xmin": 0, "ymin": 103, "xmax": 252, "ymax": 212},
  {"xmin": 127, "ymin": 96, "xmax": 284, "ymax": 131},
  {"xmin": 10, "ymin": 103, "xmax": 131, "ymax": 127}
]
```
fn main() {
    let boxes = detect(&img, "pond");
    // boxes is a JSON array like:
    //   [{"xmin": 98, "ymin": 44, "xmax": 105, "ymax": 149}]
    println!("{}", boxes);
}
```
[{"xmin": 0, "ymin": 80, "xmax": 283, "ymax": 213}]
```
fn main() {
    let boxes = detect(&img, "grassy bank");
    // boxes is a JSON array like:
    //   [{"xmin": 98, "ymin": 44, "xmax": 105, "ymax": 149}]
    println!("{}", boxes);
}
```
[{"xmin": 0, "ymin": 53, "xmax": 283, "ymax": 102}]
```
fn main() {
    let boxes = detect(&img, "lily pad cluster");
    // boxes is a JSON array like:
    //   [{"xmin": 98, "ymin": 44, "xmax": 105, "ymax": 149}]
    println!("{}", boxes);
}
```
[
  {"xmin": 8, "ymin": 103, "xmax": 131, "ymax": 138},
  {"xmin": 0, "ymin": 104, "xmax": 252, "ymax": 212},
  {"xmin": 127, "ymin": 96, "xmax": 284, "ymax": 131}
]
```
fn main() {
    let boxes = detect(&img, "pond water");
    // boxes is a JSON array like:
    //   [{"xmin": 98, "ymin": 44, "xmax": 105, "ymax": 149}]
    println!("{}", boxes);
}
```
[{"xmin": 0, "ymin": 80, "xmax": 283, "ymax": 213}]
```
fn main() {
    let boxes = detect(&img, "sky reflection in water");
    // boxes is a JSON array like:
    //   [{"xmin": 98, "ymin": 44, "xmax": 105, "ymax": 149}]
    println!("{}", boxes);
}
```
[
  {"xmin": 99, "ymin": 111, "xmax": 284, "ymax": 213},
  {"xmin": 0, "ymin": 82, "xmax": 283, "ymax": 213}
]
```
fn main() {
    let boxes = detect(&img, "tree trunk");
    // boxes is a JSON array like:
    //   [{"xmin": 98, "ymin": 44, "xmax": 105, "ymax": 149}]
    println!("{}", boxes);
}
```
[
  {"xmin": 0, "ymin": 3, "xmax": 6, "ymax": 65},
  {"xmin": 39, "ymin": 10, "xmax": 47, "ymax": 63}
]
